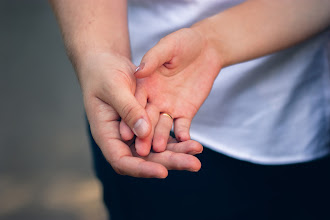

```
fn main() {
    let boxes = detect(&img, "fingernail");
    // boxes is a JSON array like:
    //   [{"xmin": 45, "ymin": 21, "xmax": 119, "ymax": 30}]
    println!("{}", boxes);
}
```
[
  {"xmin": 135, "ymin": 63, "xmax": 145, "ymax": 73},
  {"xmin": 189, "ymin": 169, "xmax": 200, "ymax": 172},
  {"xmin": 188, "ymin": 166, "xmax": 201, "ymax": 172},
  {"xmin": 133, "ymin": 118, "xmax": 148, "ymax": 137},
  {"xmin": 188, "ymin": 150, "xmax": 201, "ymax": 155}
]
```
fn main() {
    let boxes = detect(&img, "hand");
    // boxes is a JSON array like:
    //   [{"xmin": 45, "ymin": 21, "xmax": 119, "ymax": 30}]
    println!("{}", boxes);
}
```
[
  {"xmin": 87, "ymin": 92, "xmax": 202, "ymax": 178},
  {"xmin": 81, "ymin": 52, "xmax": 202, "ymax": 178},
  {"xmin": 79, "ymin": 52, "xmax": 154, "ymax": 138},
  {"xmin": 120, "ymin": 28, "xmax": 222, "ymax": 155}
]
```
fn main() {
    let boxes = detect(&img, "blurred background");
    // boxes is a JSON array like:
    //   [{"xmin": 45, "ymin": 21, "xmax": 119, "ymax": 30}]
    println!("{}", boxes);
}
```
[
  {"xmin": 1, "ymin": 1, "xmax": 329, "ymax": 220},
  {"xmin": 0, "ymin": 1, "xmax": 107, "ymax": 219}
]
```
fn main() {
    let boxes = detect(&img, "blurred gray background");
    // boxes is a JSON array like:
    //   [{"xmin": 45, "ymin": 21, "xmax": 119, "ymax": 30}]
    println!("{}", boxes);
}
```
[
  {"xmin": 0, "ymin": 1, "xmax": 107, "ymax": 219},
  {"xmin": 1, "ymin": 1, "xmax": 329, "ymax": 220}
]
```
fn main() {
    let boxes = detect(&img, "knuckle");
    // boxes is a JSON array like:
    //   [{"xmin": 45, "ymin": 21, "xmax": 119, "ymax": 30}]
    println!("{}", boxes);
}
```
[
  {"xmin": 176, "ymin": 132, "xmax": 189, "ymax": 142},
  {"xmin": 121, "ymin": 102, "xmax": 141, "ymax": 126}
]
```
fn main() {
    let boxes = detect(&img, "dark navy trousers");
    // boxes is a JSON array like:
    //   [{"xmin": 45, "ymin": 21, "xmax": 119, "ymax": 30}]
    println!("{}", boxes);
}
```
[{"xmin": 88, "ymin": 127, "xmax": 330, "ymax": 220}]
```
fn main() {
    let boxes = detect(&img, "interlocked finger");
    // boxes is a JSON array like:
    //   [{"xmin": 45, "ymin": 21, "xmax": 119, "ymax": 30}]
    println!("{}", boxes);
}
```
[
  {"xmin": 166, "ymin": 139, "xmax": 203, "ymax": 155},
  {"xmin": 144, "ymin": 150, "xmax": 201, "ymax": 172},
  {"xmin": 134, "ymin": 104, "xmax": 160, "ymax": 156},
  {"xmin": 120, "ymin": 120, "xmax": 134, "ymax": 141},
  {"xmin": 152, "ymin": 112, "xmax": 174, "ymax": 152},
  {"xmin": 120, "ymin": 84, "xmax": 148, "ymax": 141},
  {"xmin": 174, "ymin": 117, "xmax": 192, "ymax": 142}
]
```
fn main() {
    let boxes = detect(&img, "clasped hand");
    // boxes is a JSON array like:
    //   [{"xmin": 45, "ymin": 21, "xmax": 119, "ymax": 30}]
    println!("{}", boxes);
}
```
[{"xmin": 83, "ymin": 28, "xmax": 222, "ymax": 178}]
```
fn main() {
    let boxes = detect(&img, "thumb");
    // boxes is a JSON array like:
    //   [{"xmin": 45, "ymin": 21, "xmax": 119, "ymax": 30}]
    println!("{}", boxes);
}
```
[
  {"xmin": 108, "ymin": 88, "xmax": 151, "ymax": 139},
  {"xmin": 134, "ymin": 38, "xmax": 175, "ymax": 78}
]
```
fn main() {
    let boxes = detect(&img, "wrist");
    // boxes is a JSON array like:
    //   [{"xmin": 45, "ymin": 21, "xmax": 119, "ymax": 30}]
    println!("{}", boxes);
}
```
[
  {"xmin": 64, "ymin": 34, "xmax": 131, "ymax": 82},
  {"xmin": 67, "ymin": 37, "xmax": 130, "ymax": 69},
  {"xmin": 191, "ymin": 18, "xmax": 228, "ymax": 69},
  {"xmin": 72, "ymin": 49, "xmax": 132, "ymax": 95}
]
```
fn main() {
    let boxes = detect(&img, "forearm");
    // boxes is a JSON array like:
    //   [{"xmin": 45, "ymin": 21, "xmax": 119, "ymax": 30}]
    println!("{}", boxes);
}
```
[
  {"xmin": 192, "ymin": 0, "xmax": 330, "ymax": 68},
  {"xmin": 49, "ymin": 0, "xmax": 130, "ymax": 70}
]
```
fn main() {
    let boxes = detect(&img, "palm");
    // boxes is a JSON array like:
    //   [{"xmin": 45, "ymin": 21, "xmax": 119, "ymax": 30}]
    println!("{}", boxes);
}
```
[
  {"xmin": 87, "ymin": 98, "xmax": 202, "ymax": 178},
  {"xmin": 82, "ymin": 53, "xmax": 202, "ymax": 178},
  {"xmin": 132, "ymin": 28, "xmax": 221, "ymax": 152},
  {"xmin": 137, "ymin": 56, "xmax": 219, "ymax": 121}
]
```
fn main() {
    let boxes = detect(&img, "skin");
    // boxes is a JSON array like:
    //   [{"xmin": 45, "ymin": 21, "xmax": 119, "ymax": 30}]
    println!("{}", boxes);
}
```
[
  {"xmin": 50, "ymin": 0, "xmax": 330, "ymax": 178},
  {"xmin": 49, "ymin": 0, "xmax": 202, "ymax": 178},
  {"xmin": 121, "ymin": 0, "xmax": 330, "ymax": 154},
  {"xmin": 119, "ymin": 28, "xmax": 221, "ymax": 154},
  {"xmin": 80, "ymin": 52, "xmax": 203, "ymax": 178}
]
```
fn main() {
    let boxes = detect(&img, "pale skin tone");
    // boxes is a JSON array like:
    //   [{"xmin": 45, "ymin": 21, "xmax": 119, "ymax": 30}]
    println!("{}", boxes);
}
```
[
  {"xmin": 50, "ymin": 0, "xmax": 330, "ymax": 178},
  {"xmin": 49, "ymin": 0, "xmax": 202, "ymax": 178}
]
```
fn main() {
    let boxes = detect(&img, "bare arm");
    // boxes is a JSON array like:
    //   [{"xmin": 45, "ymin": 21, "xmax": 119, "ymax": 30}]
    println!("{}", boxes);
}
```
[
  {"xmin": 49, "ymin": 0, "xmax": 130, "ymax": 65},
  {"xmin": 49, "ymin": 0, "xmax": 203, "ymax": 178},
  {"xmin": 192, "ymin": 0, "xmax": 330, "ymax": 67},
  {"xmin": 49, "ymin": 0, "xmax": 152, "ymax": 140},
  {"xmin": 133, "ymin": 0, "xmax": 330, "ymax": 147}
]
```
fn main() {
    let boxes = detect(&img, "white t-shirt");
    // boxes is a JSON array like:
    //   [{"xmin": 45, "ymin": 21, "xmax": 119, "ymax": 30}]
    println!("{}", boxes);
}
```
[{"xmin": 127, "ymin": 0, "xmax": 330, "ymax": 164}]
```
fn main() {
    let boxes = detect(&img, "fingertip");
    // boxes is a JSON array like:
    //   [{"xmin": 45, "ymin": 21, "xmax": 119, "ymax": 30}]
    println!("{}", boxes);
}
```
[
  {"xmin": 152, "ymin": 137, "xmax": 167, "ymax": 153},
  {"xmin": 157, "ymin": 167, "xmax": 168, "ymax": 179},
  {"xmin": 174, "ymin": 118, "xmax": 192, "ymax": 142},
  {"xmin": 187, "ymin": 142, "xmax": 203, "ymax": 155},
  {"xmin": 119, "ymin": 120, "xmax": 134, "ymax": 141},
  {"xmin": 198, "ymin": 145, "xmax": 204, "ymax": 154},
  {"xmin": 117, "ymin": 92, "xmax": 151, "ymax": 138},
  {"xmin": 134, "ymin": 63, "xmax": 154, "ymax": 79},
  {"xmin": 135, "ymin": 62, "xmax": 145, "ymax": 73},
  {"xmin": 189, "ymin": 158, "xmax": 202, "ymax": 172},
  {"xmin": 136, "ymin": 147, "xmax": 150, "ymax": 157},
  {"xmin": 144, "ymin": 161, "xmax": 168, "ymax": 179},
  {"xmin": 135, "ymin": 137, "xmax": 151, "ymax": 157},
  {"xmin": 176, "ymin": 132, "xmax": 190, "ymax": 142},
  {"xmin": 133, "ymin": 118, "xmax": 151, "ymax": 138},
  {"xmin": 134, "ymin": 62, "xmax": 147, "ymax": 78},
  {"xmin": 192, "ymin": 160, "xmax": 202, "ymax": 172},
  {"xmin": 136, "ymin": 48, "xmax": 161, "ymax": 78}
]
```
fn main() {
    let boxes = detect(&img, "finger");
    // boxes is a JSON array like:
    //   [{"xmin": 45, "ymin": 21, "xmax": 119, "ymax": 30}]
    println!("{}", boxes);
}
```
[
  {"xmin": 88, "ymin": 98, "xmax": 167, "ymax": 178},
  {"xmin": 174, "ymin": 117, "xmax": 192, "ymax": 142},
  {"xmin": 98, "ymin": 137, "xmax": 167, "ymax": 178},
  {"xmin": 166, "ymin": 139, "xmax": 203, "ymax": 155},
  {"xmin": 134, "ymin": 38, "xmax": 175, "ymax": 78},
  {"xmin": 135, "ymin": 80, "xmax": 148, "ymax": 108},
  {"xmin": 118, "ymin": 80, "xmax": 148, "ymax": 141},
  {"xmin": 115, "ymin": 155, "xmax": 168, "ymax": 178},
  {"xmin": 119, "ymin": 120, "xmax": 134, "ymax": 141},
  {"xmin": 145, "ymin": 150, "xmax": 201, "ymax": 172},
  {"xmin": 152, "ymin": 113, "xmax": 173, "ymax": 152},
  {"xmin": 135, "ymin": 104, "xmax": 159, "ymax": 157},
  {"xmin": 107, "ymin": 86, "xmax": 151, "ymax": 139}
]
